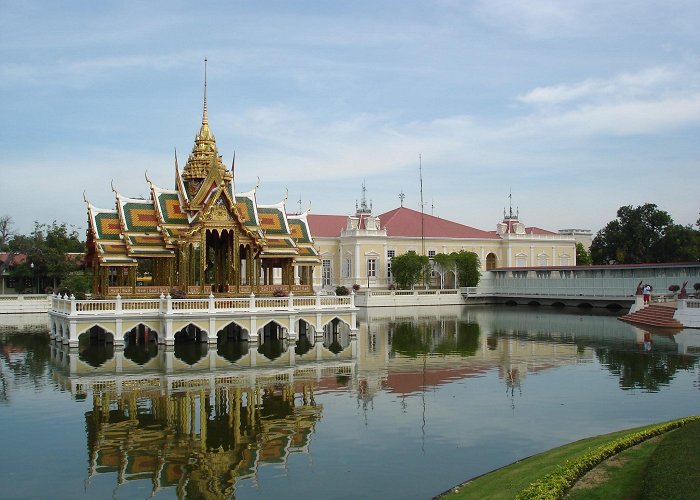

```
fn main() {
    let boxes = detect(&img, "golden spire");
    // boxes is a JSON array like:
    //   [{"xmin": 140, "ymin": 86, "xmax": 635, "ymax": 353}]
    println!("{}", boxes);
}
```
[
  {"xmin": 182, "ymin": 57, "xmax": 230, "ymax": 183},
  {"xmin": 202, "ymin": 57, "xmax": 208, "ymax": 126}
]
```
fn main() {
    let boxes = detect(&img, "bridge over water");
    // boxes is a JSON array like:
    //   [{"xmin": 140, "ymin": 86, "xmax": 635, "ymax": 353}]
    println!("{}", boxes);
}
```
[{"xmin": 462, "ymin": 262, "xmax": 700, "ymax": 309}]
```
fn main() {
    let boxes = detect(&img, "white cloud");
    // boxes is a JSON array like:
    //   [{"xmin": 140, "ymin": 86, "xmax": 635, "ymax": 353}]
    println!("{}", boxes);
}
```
[{"xmin": 518, "ymin": 66, "xmax": 683, "ymax": 105}]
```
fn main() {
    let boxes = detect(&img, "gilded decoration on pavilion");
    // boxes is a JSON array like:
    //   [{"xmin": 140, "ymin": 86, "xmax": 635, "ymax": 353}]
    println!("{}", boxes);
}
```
[{"xmin": 85, "ymin": 69, "xmax": 319, "ymax": 297}]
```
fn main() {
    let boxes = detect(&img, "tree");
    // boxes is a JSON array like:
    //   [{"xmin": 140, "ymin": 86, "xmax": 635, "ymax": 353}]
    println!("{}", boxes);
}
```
[
  {"xmin": 453, "ymin": 251, "xmax": 481, "ymax": 287},
  {"xmin": 390, "ymin": 251, "xmax": 431, "ymax": 289},
  {"xmin": 590, "ymin": 204, "xmax": 700, "ymax": 264},
  {"xmin": 0, "ymin": 215, "xmax": 13, "ymax": 251},
  {"xmin": 6, "ymin": 220, "xmax": 85, "ymax": 292},
  {"xmin": 575, "ymin": 242, "xmax": 592, "ymax": 265},
  {"xmin": 432, "ymin": 251, "xmax": 481, "ymax": 288}
]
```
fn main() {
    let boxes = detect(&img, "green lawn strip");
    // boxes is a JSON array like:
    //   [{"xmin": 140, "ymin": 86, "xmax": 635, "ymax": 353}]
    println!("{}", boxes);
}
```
[
  {"xmin": 641, "ymin": 420, "xmax": 700, "ymax": 500},
  {"xmin": 441, "ymin": 417, "xmax": 700, "ymax": 500},
  {"xmin": 516, "ymin": 416, "xmax": 700, "ymax": 500},
  {"xmin": 564, "ymin": 435, "xmax": 661, "ymax": 500},
  {"xmin": 442, "ymin": 425, "xmax": 659, "ymax": 500}
]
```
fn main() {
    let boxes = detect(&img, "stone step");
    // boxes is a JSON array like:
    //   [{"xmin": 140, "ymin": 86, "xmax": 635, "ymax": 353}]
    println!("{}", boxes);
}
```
[{"xmin": 618, "ymin": 304, "xmax": 683, "ymax": 329}]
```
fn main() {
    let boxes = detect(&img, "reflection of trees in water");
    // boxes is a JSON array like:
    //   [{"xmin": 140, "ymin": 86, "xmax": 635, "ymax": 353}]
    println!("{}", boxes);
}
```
[
  {"xmin": 0, "ymin": 332, "xmax": 51, "ymax": 401},
  {"xmin": 78, "ymin": 344, "xmax": 115, "ymax": 368},
  {"xmin": 390, "ymin": 321, "xmax": 481, "ymax": 357},
  {"xmin": 327, "ymin": 335, "xmax": 343, "ymax": 354},
  {"xmin": 173, "ymin": 342, "xmax": 208, "ymax": 365},
  {"xmin": 258, "ymin": 338, "xmax": 287, "ymax": 360},
  {"xmin": 217, "ymin": 339, "xmax": 249, "ymax": 363},
  {"xmin": 295, "ymin": 336, "xmax": 313, "ymax": 356},
  {"xmin": 123, "ymin": 342, "xmax": 158, "ymax": 365},
  {"xmin": 596, "ymin": 346, "xmax": 698, "ymax": 392}
]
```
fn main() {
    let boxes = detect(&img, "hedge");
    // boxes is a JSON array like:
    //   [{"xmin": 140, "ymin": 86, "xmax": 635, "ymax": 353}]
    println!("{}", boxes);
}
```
[{"xmin": 515, "ymin": 416, "xmax": 700, "ymax": 500}]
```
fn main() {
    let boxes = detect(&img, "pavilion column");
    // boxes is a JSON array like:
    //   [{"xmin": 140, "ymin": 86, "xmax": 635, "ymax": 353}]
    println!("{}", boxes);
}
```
[{"xmin": 247, "ymin": 247, "xmax": 253, "ymax": 286}]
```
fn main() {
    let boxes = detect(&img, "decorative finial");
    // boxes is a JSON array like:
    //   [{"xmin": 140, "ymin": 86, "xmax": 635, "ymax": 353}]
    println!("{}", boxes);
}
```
[
  {"xmin": 202, "ymin": 57, "xmax": 208, "ymax": 126},
  {"xmin": 231, "ymin": 151, "xmax": 236, "ymax": 174},
  {"xmin": 111, "ymin": 179, "xmax": 117, "ymax": 194},
  {"xmin": 284, "ymin": 187, "xmax": 289, "ymax": 204},
  {"xmin": 174, "ymin": 147, "xmax": 179, "ymax": 170},
  {"xmin": 255, "ymin": 176, "xmax": 260, "ymax": 190},
  {"xmin": 144, "ymin": 170, "xmax": 152, "ymax": 185},
  {"xmin": 83, "ymin": 190, "xmax": 89, "ymax": 204},
  {"xmin": 508, "ymin": 188, "xmax": 513, "ymax": 219},
  {"xmin": 399, "ymin": 189, "xmax": 405, "ymax": 207}
]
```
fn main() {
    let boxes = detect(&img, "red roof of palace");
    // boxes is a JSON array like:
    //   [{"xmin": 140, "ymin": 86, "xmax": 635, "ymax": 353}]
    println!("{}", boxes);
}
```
[
  {"xmin": 307, "ymin": 207, "xmax": 561, "ymax": 240},
  {"xmin": 0, "ymin": 252, "xmax": 27, "ymax": 267},
  {"xmin": 379, "ymin": 207, "xmax": 498, "ymax": 239},
  {"xmin": 525, "ymin": 226, "xmax": 558, "ymax": 235},
  {"xmin": 306, "ymin": 214, "xmax": 348, "ymax": 237}
]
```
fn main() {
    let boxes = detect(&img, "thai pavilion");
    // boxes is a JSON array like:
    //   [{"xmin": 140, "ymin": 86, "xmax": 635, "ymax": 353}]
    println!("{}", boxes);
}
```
[{"xmin": 85, "ymin": 85, "xmax": 319, "ymax": 298}]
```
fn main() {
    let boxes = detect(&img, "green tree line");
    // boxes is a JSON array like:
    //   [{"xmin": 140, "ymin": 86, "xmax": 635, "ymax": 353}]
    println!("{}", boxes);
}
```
[
  {"xmin": 0, "ymin": 215, "xmax": 89, "ymax": 295},
  {"xmin": 390, "ymin": 250, "xmax": 480, "ymax": 289},
  {"xmin": 590, "ymin": 204, "xmax": 700, "ymax": 264}
]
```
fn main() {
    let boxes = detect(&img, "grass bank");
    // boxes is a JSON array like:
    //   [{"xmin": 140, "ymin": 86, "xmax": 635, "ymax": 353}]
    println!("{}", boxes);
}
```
[{"xmin": 439, "ymin": 417, "xmax": 699, "ymax": 500}]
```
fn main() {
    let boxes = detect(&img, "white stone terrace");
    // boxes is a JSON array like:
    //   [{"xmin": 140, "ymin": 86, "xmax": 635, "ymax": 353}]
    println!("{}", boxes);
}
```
[{"xmin": 49, "ymin": 292, "xmax": 358, "ymax": 347}]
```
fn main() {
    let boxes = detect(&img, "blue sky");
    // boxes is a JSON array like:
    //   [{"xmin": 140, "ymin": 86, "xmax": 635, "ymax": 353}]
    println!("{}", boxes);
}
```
[{"xmin": 1, "ymin": 0, "xmax": 699, "ymax": 237}]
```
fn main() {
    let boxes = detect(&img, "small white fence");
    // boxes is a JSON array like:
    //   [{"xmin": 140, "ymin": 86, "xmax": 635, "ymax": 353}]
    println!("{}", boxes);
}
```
[
  {"xmin": 354, "ymin": 289, "xmax": 462, "ymax": 307},
  {"xmin": 0, "ymin": 294, "xmax": 52, "ymax": 314}
]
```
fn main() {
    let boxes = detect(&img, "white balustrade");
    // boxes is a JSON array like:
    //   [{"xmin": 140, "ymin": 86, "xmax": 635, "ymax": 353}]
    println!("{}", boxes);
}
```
[{"xmin": 49, "ymin": 292, "xmax": 355, "ymax": 317}]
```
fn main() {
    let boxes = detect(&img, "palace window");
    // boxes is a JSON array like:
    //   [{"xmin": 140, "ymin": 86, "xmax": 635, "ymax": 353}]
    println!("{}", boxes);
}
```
[
  {"xmin": 515, "ymin": 253, "xmax": 527, "ymax": 267},
  {"xmin": 537, "ymin": 253, "xmax": 548, "ymax": 266},
  {"xmin": 387, "ymin": 250, "xmax": 395, "ymax": 278},
  {"xmin": 342, "ymin": 257, "xmax": 352, "ymax": 278},
  {"xmin": 560, "ymin": 254, "xmax": 571, "ymax": 266},
  {"xmin": 367, "ymin": 258, "xmax": 377, "ymax": 278},
  {"xmin": 322, "ymin": 259, "xmax": 332, "ymax": 286},
  {"xmin": 428, "ymin": 250, "xmax": 436, "ymax": 258}
]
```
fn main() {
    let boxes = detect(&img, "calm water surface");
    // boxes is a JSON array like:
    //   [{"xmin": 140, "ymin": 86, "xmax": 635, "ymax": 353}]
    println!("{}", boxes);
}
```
[{"xmin": 1, "ymin": 305, "xmax": 699, "ymax": 499}]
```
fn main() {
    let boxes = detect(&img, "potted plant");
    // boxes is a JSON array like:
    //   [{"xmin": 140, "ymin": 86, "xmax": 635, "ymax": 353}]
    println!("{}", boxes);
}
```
[
  {"xmin": 272, "ymin": 287, "xmax": 288, "ymax": 297},
  {"xmin": 668, "ymin": 284, "xmax": 680, "ymax": 297},
  {"xmin": 352, "ymin": 283, "xmax": 360, "ymax": 292},
  {"xmin": 335, "ymin": 285, "xmax": 349, "ymax": 296},
  {"xmin": 694, "ymin": 282, "xmax": 700, "ymax": 298}
]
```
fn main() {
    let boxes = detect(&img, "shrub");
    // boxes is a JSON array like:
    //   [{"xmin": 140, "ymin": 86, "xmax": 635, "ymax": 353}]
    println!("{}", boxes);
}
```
[
  {"xmin": 515, "ymin": 416, "xmax": 700, "ymax": 500},
  {"xmin": 388, "ymin": 282, "xmax": 396, "ymax": 290},
  {"xmin": 272, "ymin": 287, "xmax": 288, "ymax": 297},
  {"xmin": 352, "ymin": 283, "xmax": 360, "ymax": 291},
  {"xmin": 694, "ymin": 283, "xmax": 700, "ymax": 291},
  {"xmin": 335, "ymin": 285, "xmax": 349, "ymax": 296},
  {"xmin": 668, "ymin": 284, "xmax": 680, "ymax": 292},
  {"xmin": 170, "ymin": 287, "xmax": 186, "ymax": 299}
]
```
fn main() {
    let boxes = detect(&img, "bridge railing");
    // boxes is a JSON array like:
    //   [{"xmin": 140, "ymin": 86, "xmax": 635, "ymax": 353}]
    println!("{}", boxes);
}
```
[
  {"xmin": 49, "ymin": 291, "xmax": 355, "ymax": 317},
  {"xmin": 470, "ymin": 277, "xmax": 646, "ymax": 298}
]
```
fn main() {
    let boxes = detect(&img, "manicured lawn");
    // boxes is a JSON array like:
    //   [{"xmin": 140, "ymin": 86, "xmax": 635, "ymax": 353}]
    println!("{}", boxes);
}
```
[
  {"xmin": 565, "ymin": 436, "xmax": 660, "ymax": 499},
  {"xmin": 441, "ymin": 426, "xmax": 655, "ymax": 500},
  {"xmin": 441, "ymin": 419, "xmax": 700, "ymax": 500}
]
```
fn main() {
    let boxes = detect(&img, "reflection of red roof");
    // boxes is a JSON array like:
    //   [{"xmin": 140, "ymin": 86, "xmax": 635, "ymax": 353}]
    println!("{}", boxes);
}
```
[
  {"xmin": 379, "ymin": 207, "xmax": 498, "ymax": 239},
  {"xmin": 307, "ymin": 214, "xmax": 347, "ymax": 237},
  {"xmin": 384, "ymin": 366, "xmax": 489, "ymax": 394}
]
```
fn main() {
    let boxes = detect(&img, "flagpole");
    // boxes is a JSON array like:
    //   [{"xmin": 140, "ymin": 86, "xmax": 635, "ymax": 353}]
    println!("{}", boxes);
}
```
[{"xmin": 419, "ymin": 153, "xmax": 425, "ymax": 256}]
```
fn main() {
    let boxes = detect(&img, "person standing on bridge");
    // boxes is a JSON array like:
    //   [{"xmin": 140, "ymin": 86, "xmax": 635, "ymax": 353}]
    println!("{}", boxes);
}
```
[{"xmin": 643, "ymin": 284, "xmax": 652, "ymax": 304}]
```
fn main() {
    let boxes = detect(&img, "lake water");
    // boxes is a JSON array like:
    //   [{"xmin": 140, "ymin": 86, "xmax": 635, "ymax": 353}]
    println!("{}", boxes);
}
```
[{"xmin": 1, "ymin": 305, "xmax": 699, "ymax": 499}]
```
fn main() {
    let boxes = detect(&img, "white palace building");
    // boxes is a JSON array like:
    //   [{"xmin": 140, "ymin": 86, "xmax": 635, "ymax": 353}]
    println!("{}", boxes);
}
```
[{"xmin": 307, "ymin": 186, "xmax": 579, "ymax": 291}]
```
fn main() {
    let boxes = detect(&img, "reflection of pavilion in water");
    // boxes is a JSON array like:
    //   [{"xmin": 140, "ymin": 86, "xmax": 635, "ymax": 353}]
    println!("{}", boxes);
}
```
[{"xmin": 50, "ymin": 336, "xmax": 356, "ymax": 498}]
